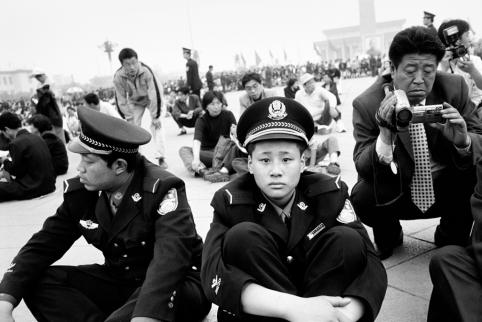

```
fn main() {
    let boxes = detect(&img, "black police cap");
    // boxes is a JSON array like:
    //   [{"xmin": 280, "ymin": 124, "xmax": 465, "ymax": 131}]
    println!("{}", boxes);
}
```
[
  {"xmin": 236, "ymin": 97, "xmax": 314, "ymax": 147},
  {"xmin": 424, "ymin": 11, "xmax": 435, "ymax": 18},
  {"xmin": 68, "ymin": 107, "xmax": 151, "ymax": 155}
]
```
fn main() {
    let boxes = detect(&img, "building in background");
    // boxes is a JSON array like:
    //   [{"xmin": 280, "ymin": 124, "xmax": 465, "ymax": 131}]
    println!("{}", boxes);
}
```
[
  {"xmin": 0, "ymin": 69, "xmax": 36, "ymax": 97},
  {"xmin": 313, "ymin": 0, "xmax": 405, "ymax": 61}
]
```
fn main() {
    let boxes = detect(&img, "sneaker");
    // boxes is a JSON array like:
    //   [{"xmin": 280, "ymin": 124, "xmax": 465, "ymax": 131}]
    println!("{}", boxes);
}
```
[
  {"xmin": 178, "ymin": 128, "xmax": 187, "ymax": 136},
  {"xmin": 326, "ymin": 162, "xmax": 341, "ymax": 175},
  {"xmin": 158, "ymin": 157, "xmax": 168, "ymax": 170},
  {"xmin": 204, "ymin": 171, "xmax": 230, "ymax": 183}
]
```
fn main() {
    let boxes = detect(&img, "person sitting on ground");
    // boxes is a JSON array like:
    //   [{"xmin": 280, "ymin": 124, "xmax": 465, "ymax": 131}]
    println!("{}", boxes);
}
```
[
  {"xmin": 295, "ymin": 73, "xmax": 342, "ymax": 175},
  {"xmin": 178, "ymin": 91, "xmax": 239, "ymax": 182},
  {"xmin": 283, "ymin": 78, "xmax": 299, "ymax": 99},
  {"xmin": 65, "ymin": 106, "xmax": 80, "ymax": 138},
  {"xmin": 26, "ymin": 114, "xmax": 69, "ymax": 176},
  {"xmin": 0, "ymin": 107, "xmax": 211, "ymax": 322},
  {"xmin": 0, "ymin": 112, "xmax": 56, "ymax": 201},
  {"xmin": 172, "ymin": 87, "xmax": 203, "ymax": 135},
  {"xmin": 239, "ymin": 72, "xmax": 276, "ymax": 116},
  {"xmin": 322, "ymin": 73, "xmax": 347, "ymax": 133},
  {"xmin": 83, "ymin": 92, "xmax": 121, "ymax": 118},
  {"xmin": 201, "ymin": 97, "xmax": 387, "ymax": 322}
]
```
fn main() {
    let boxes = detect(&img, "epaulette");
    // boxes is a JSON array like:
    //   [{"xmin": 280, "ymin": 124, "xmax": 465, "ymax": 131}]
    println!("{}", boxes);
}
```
[
  {"xmin": 223, "ymin": 189, "xmax": 255, "ymax": 206},
  {"xmin": 305, "ymin": 174, "xmax": 343, "ymax": 197},
  {"xmin": 63, "ymin": 177, "xmax": 85, "ymax": 194}
]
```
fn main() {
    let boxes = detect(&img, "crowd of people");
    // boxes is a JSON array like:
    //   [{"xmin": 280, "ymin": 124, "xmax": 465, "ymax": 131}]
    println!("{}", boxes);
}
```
[{"xmin": 0, "ymin": 11, "xmax": 482, "ymax": 322}]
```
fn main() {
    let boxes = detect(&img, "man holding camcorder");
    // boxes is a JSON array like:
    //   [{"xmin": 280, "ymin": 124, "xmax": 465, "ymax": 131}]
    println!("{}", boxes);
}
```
[
  {"xmin": 351, "ymin": 26, "xmax": 482, "ymax": 260},
  {"xmin": 437, "ymin": 19, "xmax": 482, "ymax": 119}
]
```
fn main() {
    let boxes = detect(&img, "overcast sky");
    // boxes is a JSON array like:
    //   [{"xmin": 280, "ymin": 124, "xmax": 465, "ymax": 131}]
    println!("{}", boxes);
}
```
[{"xmin": 2, "ymin": 0, "xmax": 481, "ymax": 82}]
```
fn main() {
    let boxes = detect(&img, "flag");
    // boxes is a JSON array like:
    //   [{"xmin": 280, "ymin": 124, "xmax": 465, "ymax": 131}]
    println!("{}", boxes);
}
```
[
  {"xmin": 313, "ymin": 43, "xmax": 322, "ymax": 57},
  {"xmin": 255, "ymin": 51, "xmax": 262, "ymax": 66},
  {"xmin": 283, "ymin": 49, "xmax": 288, "ymax": 62},
  {"xmin": 240, "ymin": 53, "xmax": 247, "ymax": 68}
]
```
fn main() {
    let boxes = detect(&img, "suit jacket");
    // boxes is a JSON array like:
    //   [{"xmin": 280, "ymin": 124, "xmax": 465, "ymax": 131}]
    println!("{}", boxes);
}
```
[
  {"xmin": 172, "ymin": 94, "xmax": 203, "ymax": 119},
  {"xmin": 352, "ymin": 72, "xmax": 482, "ymax": 205},
  {"xmin": 0, "ymin": 156, "xmax": 203, "ymax": 321},
  {"xmin": 470, "ymin": 157, "xmax": 482, "ymax": 278},
  {"xmin": 201, "ymin": 172, "xmax": 387, "ymax": 321},
  {"xmin": 0, "ymin": 129, "xmax": 55, "ymax": 201},
  {"xmin": 186, "ymin": 58, "xmax": 203, "ymax": 91},
  {"xmin": 42, "ymin": 132, "xmax": 68, "ymax": 175}
]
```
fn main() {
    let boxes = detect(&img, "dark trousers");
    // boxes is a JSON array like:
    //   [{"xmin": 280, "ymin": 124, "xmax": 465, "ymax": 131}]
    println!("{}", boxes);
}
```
[
  {"xmin": 171, "ymin": 114, "xmax": 198, "ymax": 129},
  {"xmin": 218, "ymin": 222, "xmax": 367, "ymax": 322},
  {"xmin": 428, "ymin": 246, "xmax": 482, "ymax": 322},
  {"xmin": 350, "ymin": 168, "xmax": 475, "ymax": 248},
  {"xmin": 24, "ymin": 265, "xmax": 211, "ymax": 322}
]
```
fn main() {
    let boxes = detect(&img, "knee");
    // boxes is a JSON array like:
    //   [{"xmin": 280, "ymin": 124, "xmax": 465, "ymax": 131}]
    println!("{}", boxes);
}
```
[
  {"xmin": 223, "ymin": 222, "xmax": 274, "ymax": 264},
  {"xmin": 322, "ymin": 226, "xmax": 366, "ymax": 268},
  {"xmin": 429, "ymin": 245, "xmax": 466, "ymax": 278}
]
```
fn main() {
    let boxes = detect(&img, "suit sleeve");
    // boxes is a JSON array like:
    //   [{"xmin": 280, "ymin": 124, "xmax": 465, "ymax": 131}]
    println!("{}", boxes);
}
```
[
  {"xmin": 201, "ymin": 190, "xmax": 256, "ymax": 318},
  {"xmin": 133, "ymin": 178, "xmax": 199, "ymax": 321},
  {"xmin": 471, "ymin": 158, "xmax": 482, "ymax": 277},
  {"xmin": 0, "ymin": 198, "xmax": 81, "ymax": 304}
]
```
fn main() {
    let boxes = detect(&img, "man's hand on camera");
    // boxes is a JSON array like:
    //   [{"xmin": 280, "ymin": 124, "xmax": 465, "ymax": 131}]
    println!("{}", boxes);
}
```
[
  {"xmin": 376, "ymin": 91, "xmax": 397, "ymax": 144},
  {"xmin": 457, "ymin": 59, "xmax": 476, "ymax": 74},
  {"xmin": 429, "ymin": 102, "xmax": 469, "ymax": 148}
]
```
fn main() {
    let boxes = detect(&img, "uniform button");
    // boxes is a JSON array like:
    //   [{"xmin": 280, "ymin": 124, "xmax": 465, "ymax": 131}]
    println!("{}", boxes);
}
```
[
  {"xmin": 172, "ymin": 290, "xmax": 176, "ymax": 296},
  {"xmin": 192, "ymin": 266, "xmax": 197, "ymax": 271},
  {"xmin": 122, "ymin": 254, "xmax": 128, "ymax": 258},
  {"xmin": 170, "ymin": 296, "xmax": 174, "ymax": 301},
  {"xmin": 141, "ymin": 241, "xmax": 146, "ymax": 246},
  {"xmin": 125, "ymin": 266, "xmax": 130, "ymax": 270},
  {"xmin": 113, "ymin": 243, "xmax": 119, "ymax": 247},
  {"xmin": 168, "ymin": 302, "xmax": 174, "ymax": 309},
  {"xmin": 286, "ymin": 256, "xmax": 293, "ymax": 263}
]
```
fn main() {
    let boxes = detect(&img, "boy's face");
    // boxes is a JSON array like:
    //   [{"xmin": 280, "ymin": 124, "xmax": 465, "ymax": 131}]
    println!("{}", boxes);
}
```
[{"xmin": 248, "ymin": 140, "xmax": 305, "ymax": 207}]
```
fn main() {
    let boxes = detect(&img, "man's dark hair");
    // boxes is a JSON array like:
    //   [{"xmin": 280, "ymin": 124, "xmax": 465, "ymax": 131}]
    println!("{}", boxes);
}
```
[
  {"xmin": 437, "ymin": 19, "xmax": 471, "ymax": 47},
  {"xmin": 26, "ymin": 114, "xmax": 52, "ymax": 133},
  {"xmin": 246, "ymin": 140, "xmax": 307, "ymax": 156},
  {"xmin": 83, "ymin": 93, "xmax": 100, "ymax": 106},
  {"xmin": 209, "ymin": 65, "xmax": 213, "ymax": 69},
  {"xmin": 177, "ymin": 87, "xmax": 190, "ymax": 95},
  {"xmin": 241, "ymin": 73, "xmax": 262, "ymax": 88},
  {"xmin": 286, "ymin": 78, "xmax": 297, "ymax": 88},
  {"xmin": 0, "ymin": 112, "xmax": 22, "ymax": 131},
  {"xmin": 98, "ymin": 152, "xmax": 138, "ymax": 172},
  {"xmin": 388, "ymin": 26, "xmax": 445, "ymax": 68},
  {"xmin": 118, "ymin": 48, "xmax": 138, "ymax": 64},
  {"xmin": 202, "ymin": 91, "xmax": 224, "ymax": 109}
]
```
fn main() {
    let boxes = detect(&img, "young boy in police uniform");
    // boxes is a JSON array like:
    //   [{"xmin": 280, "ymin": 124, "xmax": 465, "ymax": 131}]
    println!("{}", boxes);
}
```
[
  {"xmin": 0, "ymin": 107, "xmax": 211, "ymax": 322},
  {"xmin": 201, "ymin": 97, "xmax": 387, "ymax": 322}
]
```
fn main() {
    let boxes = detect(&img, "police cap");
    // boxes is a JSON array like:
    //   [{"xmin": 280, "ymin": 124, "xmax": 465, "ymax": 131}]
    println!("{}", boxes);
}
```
[
  {"xmin": 182, "ymin": 47, "xmax": 191, "ymax": 55},
  {"xmin": 236, "ymin": 97, "xmax": 314, "ymax": 148},
  {"xmin": 423, "ymin": 11, "xmax": 435, "ymax": 19},
  {"xmin": 68, "ymin": 107, "xmax": 151, "ymax": 155}
]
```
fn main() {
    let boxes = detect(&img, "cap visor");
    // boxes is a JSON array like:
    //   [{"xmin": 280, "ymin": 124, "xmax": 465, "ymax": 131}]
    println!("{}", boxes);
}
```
[
  {"xmin": 68, "ymin": 138, "xmax": 90, "ymax": 154},
  {"xmin": 249, "ymin": 133, "xmax": 306, "ymax": 144}
]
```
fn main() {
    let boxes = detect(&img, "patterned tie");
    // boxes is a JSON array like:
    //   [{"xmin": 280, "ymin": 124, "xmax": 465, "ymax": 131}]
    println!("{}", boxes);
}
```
[{"xmin": 409, "ymin": 123, "xmax": 435, "ymax": 212}]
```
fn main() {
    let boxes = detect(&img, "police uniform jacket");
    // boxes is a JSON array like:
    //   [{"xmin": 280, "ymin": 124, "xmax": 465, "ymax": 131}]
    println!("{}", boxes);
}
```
[
  {"xmin": 186, "ymin": 58, "xmax": 203, "ymax": 92},
  {"xmin": 0, "ymin": 156, "xmax": 203, "ymax": 321},
  {"xmin": 352, "ymin": 72, "xmax": 482, "ymax": 205},
  {"xmin": 201, "ymin": 172, "xmax": 387, "ymax": 321}
]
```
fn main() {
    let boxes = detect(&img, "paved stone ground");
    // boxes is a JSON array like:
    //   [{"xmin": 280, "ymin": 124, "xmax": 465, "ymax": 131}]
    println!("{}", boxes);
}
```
[{"xmin": 0, "ymin": 77, "xmax": 439, "ymax": 321}]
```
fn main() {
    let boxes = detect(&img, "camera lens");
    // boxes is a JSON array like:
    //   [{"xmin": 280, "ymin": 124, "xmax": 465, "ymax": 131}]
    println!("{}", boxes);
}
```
[{"xmin": 396, "ymin": 108, "xmax": 412, "ymax": 127}]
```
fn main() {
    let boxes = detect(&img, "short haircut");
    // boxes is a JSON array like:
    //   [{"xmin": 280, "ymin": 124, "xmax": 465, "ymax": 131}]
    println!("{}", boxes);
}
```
[
  {"xmin": 388, "ymin": 26, "xmax": 445, "ymax": 68},
  {"xmin": 246, "ymin": 139, "xmax": 307, "ymax": 156},
  {"xmin": 437, "ymin": 19, "xmax": 471, "ymax": 47},
  {"xmin": 202, "ymin": 91, "xmax": 224, "ymax": 109},
  {"xmin": 83, "ymin": 93, "xmax": 100, "ymax": 106},
  {"xmin": 209, "ymin": 65, "xmax": 213, "ymax": 69},
  {"xmin": 98, "ymin": 152, "xmax": 138, "ymax": 172},
  {"xmin": 0, "ymin": 112, "xmax": 22, "ymax": 131},
  {"xmin": 177, "ymin": 86, "xmax": 190, "ymax": 95},
  {"xmin": 26, "ymin": 114, "xmax": 52, "ymax": 133},
  {"xmin": 118, "ymin": 48, "xmax": 138, "ymax": 64},
  {"xmin": 286, "ymin": 78, "xmax": 297, "ymax": 88},
  {"xmin": 241, "ymin": 72, "xmax": 262, "ymax": 88}
]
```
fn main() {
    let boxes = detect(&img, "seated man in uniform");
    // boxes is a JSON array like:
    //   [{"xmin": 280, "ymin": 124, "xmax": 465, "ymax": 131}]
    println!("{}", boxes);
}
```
[
  {"xmin": 0, "ymin": 111, "xmax": 56, "ymax": 201},
  {"xmin": 428, "ymin": 156, "xmax": 482, "ymax": 321},
  {"xmin": 0, "ymin": 107, "xmax": 211, "ymax": 322},
  {"xmin": 351, "ymin": 26, "xmax": 482, "ymax": 259},
  {"xmin": 201, "ymin": 97, "xmax": 387, "ymax": 322}
]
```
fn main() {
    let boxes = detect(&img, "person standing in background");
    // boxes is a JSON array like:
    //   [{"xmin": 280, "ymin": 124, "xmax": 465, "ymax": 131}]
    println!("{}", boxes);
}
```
[
  {"xmin": 183, "ymin": 47, "xmax": 203, "ymax": 97},
  {"xmin": 206, "ymin": 65, "xmax": 215, "ymax": 91}
]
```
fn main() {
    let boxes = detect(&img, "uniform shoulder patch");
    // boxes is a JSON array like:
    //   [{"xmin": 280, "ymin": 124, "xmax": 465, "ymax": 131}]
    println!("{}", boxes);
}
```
[
  {"xmin": 336, "ymin": 199, "xmax": 357, "ymax": 224},
  {"xmin": 158, "ymin": 188, "xmax": 178, "ymax": 216}
]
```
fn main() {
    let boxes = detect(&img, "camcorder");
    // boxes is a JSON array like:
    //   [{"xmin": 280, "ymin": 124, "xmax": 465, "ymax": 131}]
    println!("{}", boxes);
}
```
[
  {"xmin": 443, "ymin": 25, "xmax": 469, "ymax": 59},
  {"xmin": 392, "ymin": 90, "xmax": 444, "ymax": 129}
]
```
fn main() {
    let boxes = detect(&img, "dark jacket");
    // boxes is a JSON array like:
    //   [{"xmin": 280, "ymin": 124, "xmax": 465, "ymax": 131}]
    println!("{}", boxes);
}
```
[
  {"xmin": 186, "ymin": 58, "xmax": 203, "ymax": 92},
  {"xmin": 0, "ymin": 156, "xmax": 204, "ymax": 321},
  {"xmin": 42, "ymin": 132, "xmax": 68, "ymax": 175},
  {"xmin": 0, "ymin": 129, "xmax": 55, "ymax": 201},
  {"xmin": 201, "ymin": 172, "xmax": 387, "ymax": 321},
  {"xmin": 172, "ymin": 95, "xmax": 203, "ymax": 119},
  {"xmin": 35, "ymin": 88, "xmax": 63, "ymax": 127},
  {"xmin": 352, "ymin": 72, "xmax": 482, "ymax": 205}
]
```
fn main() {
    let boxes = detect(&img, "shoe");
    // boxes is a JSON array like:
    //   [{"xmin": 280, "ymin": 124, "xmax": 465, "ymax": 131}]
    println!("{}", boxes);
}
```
[
  {"xmin": 204, "ymin": 171, "xmax": 230, "ymax": 183},
  {"xmin": 178, "ymin": 128, "xmax": 187, "ymax": 136},
  {"xmin": 158, "ymin": 158, "xmax": 168, "ymax": 170},
  {"xmin": 326, "ymin": 162, "xmax": 341, "ymax": 175},
  {"xmin": 376, "ymin": 230, "xmax": 403, "ymax": 260}
]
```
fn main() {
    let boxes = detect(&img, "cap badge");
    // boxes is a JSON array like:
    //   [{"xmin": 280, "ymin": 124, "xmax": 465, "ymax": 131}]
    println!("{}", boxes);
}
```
[{"xmin": 268, "ymin": 100, "xmax": 287, "ymax": 120}]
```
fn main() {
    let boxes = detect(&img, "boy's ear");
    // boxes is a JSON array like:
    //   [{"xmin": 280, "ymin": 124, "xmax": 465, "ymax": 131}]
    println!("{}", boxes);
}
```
[{"xmin": 247, "ymin": 155, "xmax": 253, "ymax": 174}]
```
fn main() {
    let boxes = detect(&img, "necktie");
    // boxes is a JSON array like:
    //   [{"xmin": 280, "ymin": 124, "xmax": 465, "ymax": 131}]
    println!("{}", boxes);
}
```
[{"xmin": 409, "ymin": 123, "xmax": 435, "ymax": 212}]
